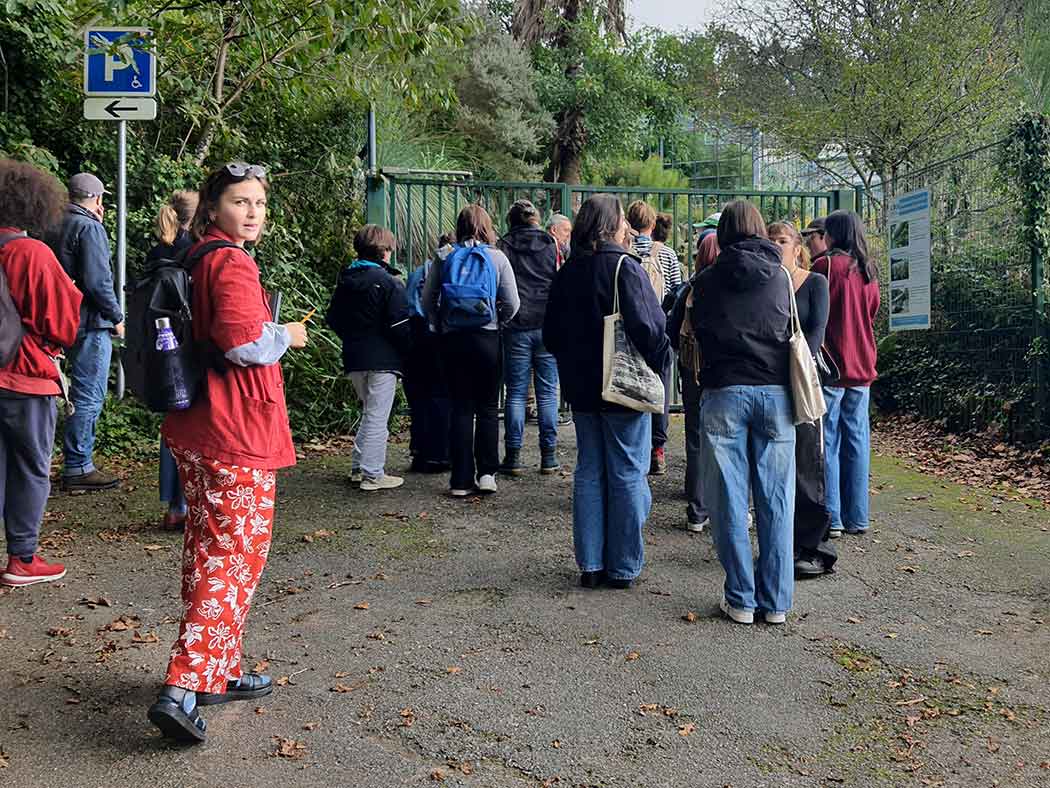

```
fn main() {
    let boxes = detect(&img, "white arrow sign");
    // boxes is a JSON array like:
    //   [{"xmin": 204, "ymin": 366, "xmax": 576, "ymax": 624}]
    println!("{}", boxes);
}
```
[{"xmin": 83, "ymin": 97, "xmax": 157, "ymax": 121}]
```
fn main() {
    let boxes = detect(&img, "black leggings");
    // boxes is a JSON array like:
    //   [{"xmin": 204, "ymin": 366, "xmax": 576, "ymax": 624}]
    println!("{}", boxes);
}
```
[{"xmin": 440, "ymin": 331, "xmax": 501, "ymax": 490}]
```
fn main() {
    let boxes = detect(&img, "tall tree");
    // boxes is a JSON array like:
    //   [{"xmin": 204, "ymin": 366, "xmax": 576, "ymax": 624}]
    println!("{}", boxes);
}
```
[
  {"xmin": 710, "ymin": 0, "xmax": 1019, "ymax": 192},
  {"xmin": 510, "ymin": 0, "xmax": 625, "ymax": 183}
]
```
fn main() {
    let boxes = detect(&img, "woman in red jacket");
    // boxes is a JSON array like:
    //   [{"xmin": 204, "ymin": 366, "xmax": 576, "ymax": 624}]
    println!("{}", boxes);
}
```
[
  {"xmin": 147, "ymin": 163, "xmax": 308, "ymax": 743},
  {"xmin": 0, "ymin": 160, "xmax": 83, "ymax": 587},
  {"xmin": 811, "ymin": 210, "xmax": 880, "ymax": 538}
]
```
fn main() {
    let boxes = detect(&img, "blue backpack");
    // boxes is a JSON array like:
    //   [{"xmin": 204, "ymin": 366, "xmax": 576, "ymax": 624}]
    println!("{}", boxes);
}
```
[
  {"xmin": 439, "ymin": 244, "xmax": 498, "ymax": 330},
  {"xmin": 405, "ymin": 260, "xmax": 430, "ymax": 320}
]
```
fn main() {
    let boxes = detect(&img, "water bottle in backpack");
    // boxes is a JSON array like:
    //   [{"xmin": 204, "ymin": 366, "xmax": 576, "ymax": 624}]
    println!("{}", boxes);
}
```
[{"xmin": 154, "ymin": 317, "xmax": 191, "ymax": 411}]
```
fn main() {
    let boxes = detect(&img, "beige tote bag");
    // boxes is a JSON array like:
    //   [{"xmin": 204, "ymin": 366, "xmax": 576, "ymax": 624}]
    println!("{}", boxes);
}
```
[
  {"xmin": 602, "ymin": 256, "xmax": 665, "ymax": 413},
  {"xmin": 783, "ymin": 265, "xmax": 827, "ymax": 425}
]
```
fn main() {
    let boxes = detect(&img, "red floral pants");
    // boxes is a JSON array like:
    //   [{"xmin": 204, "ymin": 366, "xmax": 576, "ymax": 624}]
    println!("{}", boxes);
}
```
[{"xmin": 164, "ymin": 446, "xmax": 276, "ymax": 694}]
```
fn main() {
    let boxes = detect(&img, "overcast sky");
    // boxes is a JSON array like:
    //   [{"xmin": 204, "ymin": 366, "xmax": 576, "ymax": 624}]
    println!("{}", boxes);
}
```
[{"xmin": 628, "ymin": 0, "xmax": 721, "ymax": 32}]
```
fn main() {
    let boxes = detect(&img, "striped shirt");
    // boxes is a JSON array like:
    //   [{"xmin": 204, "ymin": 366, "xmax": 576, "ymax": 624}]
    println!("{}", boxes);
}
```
[{"xmin": 633, "ymin": 235, "xmax": 683, "ymax": 295}]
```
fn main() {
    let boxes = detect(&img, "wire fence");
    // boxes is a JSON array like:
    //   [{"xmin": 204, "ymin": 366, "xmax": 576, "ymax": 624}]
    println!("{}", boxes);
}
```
[{"xmin": 859, "ymin": 140, "xmax": 1047, "ymax": 439}]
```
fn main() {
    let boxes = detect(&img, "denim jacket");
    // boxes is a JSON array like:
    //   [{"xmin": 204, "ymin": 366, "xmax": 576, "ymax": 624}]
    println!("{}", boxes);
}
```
[{"xmin": 48, "ymin": 204, "xmax": 122, "ymax": 331}]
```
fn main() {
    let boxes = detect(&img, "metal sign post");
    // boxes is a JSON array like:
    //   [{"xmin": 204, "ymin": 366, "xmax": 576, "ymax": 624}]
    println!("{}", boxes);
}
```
[
  {"xmin": 116, "ymin": 120, "xmax": 127, "ymax": 397},
  {"xmin": 83, "ymin": 27, "xmax": 156, "ymax": 399}
]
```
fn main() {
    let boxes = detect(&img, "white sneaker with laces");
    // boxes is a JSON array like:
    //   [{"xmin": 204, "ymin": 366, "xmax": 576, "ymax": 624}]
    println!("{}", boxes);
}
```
[
  {"xmin": 476, "ymin": 474, "xmax": 498, "ymax": 493},
  {"xmin": 360, "ymin": 474, "xmax": 404, "ymax": 491},
  {"xmin": 764, "ymin": 611, "xmax": 787, "ymax": 625},
  {"xmin": 450, "ymin": 488, "xmax": 471, "ymax": 498},
  {"xmin": 686, "ymin": 517, "xmax": 709, "ymax": 534},
  {"xmin": 720, "ymin": 597, "xmax": 754, "ymax": 625}
]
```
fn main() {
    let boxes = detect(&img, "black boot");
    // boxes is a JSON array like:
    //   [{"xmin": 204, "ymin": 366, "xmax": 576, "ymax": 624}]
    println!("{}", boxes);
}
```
[
  {"xmin": 540, "ymin": 448, "xmax": 561, "ymax": 474},
  {"xmin": 499, "ymin": 448, "xmax": 526, "ymax": 476}
]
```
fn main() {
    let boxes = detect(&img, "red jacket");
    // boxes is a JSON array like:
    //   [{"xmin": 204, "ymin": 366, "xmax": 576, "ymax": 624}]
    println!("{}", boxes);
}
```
[
  {"xmin": 0, "ymin": 229, "xmax": 82, "ymax": 396},
  {"xmin": 162, "ymin": 227, "xmax": 295, "ymax": 470},
  {"xmin": 812, "ymin": 252, "xmax": 880, "ymax": 387}
]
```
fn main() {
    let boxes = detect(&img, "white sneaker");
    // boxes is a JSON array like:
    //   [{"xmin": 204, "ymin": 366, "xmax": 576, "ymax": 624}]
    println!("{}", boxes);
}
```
[
  {"xmin": 349, "ymin": 470, "xmax": 362, "ymax": 484},
  {"xmin": 476, "ymin": 474, "xmax": 498, "ymax": 494},
  {"xmin": 450, "ymin": 488, "xmax": 471, "ymax": 498},
  {"xmin": 764, "ymin": 611, "xmax": 787, "ymax": 625},
  {"xmin": 686, "ymin": 517, "xmax": 709, "ymax": 533},
  {"xmin": 360, "ymin": 474, "xmax": 404, "ymax": 491},
  {"xmin": 720, "ymin": 597, "xmax": 754, "ymax": 625}
]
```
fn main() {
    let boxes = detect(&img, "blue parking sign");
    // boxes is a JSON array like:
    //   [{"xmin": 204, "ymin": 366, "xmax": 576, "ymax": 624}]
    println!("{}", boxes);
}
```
[{"xmin": 84, "ymin": 28, "xmax": 156, "ymax": 97}]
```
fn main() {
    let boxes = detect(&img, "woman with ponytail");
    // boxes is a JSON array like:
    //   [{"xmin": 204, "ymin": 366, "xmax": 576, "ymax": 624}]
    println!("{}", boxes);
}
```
[{"xmin": 145, "ymin": 190, "xmax": 199, "ymax": 530}]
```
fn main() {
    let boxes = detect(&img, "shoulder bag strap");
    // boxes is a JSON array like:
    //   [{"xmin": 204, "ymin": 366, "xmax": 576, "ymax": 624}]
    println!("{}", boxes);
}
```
[
  {"xmin": 781, "ymin": 265, "xmax": 803, "ymax": 339},
  {"xmin": 611, "ymin": 254, "xmax": 627, "ymax": 316}
]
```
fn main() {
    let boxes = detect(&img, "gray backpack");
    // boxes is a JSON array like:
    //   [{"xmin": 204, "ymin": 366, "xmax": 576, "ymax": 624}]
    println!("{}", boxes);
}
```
[{"xmin": 0, "ymin": 233, "xmax": 27, "ymax": 368}]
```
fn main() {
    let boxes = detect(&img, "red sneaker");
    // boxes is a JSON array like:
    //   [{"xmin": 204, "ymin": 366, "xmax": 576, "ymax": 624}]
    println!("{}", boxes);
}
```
[
  {"xmin": 649, "ymin": 446, "xmax": 667, "ymax": 476},
  {"xmin": 1, "ymin": 554, "xmax": 67, "ymax": 587}
]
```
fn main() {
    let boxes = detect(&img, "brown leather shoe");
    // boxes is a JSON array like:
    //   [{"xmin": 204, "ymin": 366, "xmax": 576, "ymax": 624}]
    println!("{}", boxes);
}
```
[
  {"xmin": 161, "ymin": 511, "xmax": 187, "ymax": 530},
  {"xmin": 61, "ymin": 469, "xmax": 120, "ymax": 492}
]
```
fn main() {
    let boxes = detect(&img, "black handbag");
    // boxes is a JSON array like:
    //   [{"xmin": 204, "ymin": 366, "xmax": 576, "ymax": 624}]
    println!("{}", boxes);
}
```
[{"xmin": 817, "ymin": 345, "xmax": 841, "ymax": 385}]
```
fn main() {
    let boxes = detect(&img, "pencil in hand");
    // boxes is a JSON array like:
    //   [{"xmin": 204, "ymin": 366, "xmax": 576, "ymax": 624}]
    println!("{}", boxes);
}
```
[{"xmin": 301, "ymin": 308, "xmax": 317, "ymax": 323}]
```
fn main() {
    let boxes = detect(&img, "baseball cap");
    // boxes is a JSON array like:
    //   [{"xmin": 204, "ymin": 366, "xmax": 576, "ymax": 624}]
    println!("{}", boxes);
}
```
[
  {"xmin": 68, "ymin": 173, "xmax": 109, "ymax": 198},
  {"xmin": 801, "ymin": 217, "xmax": 826, "ymax": 236}
]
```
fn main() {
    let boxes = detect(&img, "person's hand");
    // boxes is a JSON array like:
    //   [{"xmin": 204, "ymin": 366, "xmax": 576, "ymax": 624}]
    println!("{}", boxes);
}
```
[
  {"xmin": 113, "ymin": 321, "xmax": 125, "ymax": 338},
  {"xmin": 284, "ymin": 322, "xmax": 308, "ymax": 348}
]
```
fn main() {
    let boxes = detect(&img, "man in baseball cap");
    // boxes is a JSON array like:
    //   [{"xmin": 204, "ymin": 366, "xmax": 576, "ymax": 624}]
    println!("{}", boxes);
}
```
[
  {"xmin": 801, "ymin": 217, "xmax": 828, "ymax": 260},
  {"xmin": 47, "ymin": 172, "xmax": 124, "ymax": 492}
]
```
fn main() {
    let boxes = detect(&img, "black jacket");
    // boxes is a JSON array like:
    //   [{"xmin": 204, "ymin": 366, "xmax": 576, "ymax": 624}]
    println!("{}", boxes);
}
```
[
  {"xmin": 145, "ymin": 229, "xmax": 193, "ymax": 265},
  {"xmin": 543, "ymin": 242, "xmax": 669, "ymax": 413},
  {"xmin": 497, "ymin": 226, "xmax": 558, "ymax": 332},
  {"xmin": 690, "ymin": 238, "xmax": 791, "ymax": 389},
  {"xmin": 47, "ymin": 204, "xmax": 122, "ymax": 330},
  {"xmin": 326, "ymin": 261, "xmax": 412, "ymax": 374}
]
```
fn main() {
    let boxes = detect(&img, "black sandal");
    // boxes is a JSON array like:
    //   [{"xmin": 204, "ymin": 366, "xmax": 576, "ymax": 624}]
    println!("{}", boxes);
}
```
[
  {"xmin": 197, "ymin": 673, "xmax": 273, "ymax": 706},
  {"xmin": 148, "ymin": 694, "xmax": 207, "ymax": 743}
]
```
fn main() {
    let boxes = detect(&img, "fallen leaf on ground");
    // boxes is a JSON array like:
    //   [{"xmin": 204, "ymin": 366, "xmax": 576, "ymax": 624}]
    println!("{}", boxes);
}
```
[
  {"xmin": 846, "ymin": 617, "xmax": 862, "ymax": 624},
  {"xmin": 551, "ymin": 739, "xmax": 561, "ymax": 748},
  {"xmin": 457, "ymin": 762, "xmax": 474, "ymax": 775},
  {"xmin": 131, "ymin": 630, "xmax": 159, "ymax": 644},
  {"xmin": 429, "ymin": 769, "xmax": 445, "ymax": 782},
  {"xmin": 446, "ymin": 666, "xmax": 462, "ymax": 674},
  {"xmin": 254, "ymin": 659, "xmax": 270, "ymax": 673},
  {"xmin": 367, "ymin": 631, "xmax": 385, "ymax": 640},
  {"xmin": 678, "ymin": 723, "xmax": 696, "ymax": 736},
  {"xmin": 302, "ymin": 721, "xmax": 319, "ymax": 731},
  {"xmin": 625, "ymin": 651, "xmax": 640, "ymax": 662},
  {"xmin": 103, "ymin": 615, "xmax": 141, "ymax": 632},
  {"xmin": 142, "ymin": 544, "xmax": 164, "ymax": 552},
  {"xmin": 271, "ymin": 737, "xmax": 306, "ymax": 759},
  {"xmin": 78, "ymin": 596, "xmax": 111, "ymax": 609},
  {"xmin": 415, "ymin": 598, "xmax": 432, "ymax": 606},
  {"xmin": 275, "ymin": 676, "xmax": 290, "ymax": 686},
  {"xmin": 47, "ymin": 627, "xmax": 72, "ymax": 637},
  {"xmin": 353, "ymin": 602, "xmax": 370, "ymax": 610},
  {"xmin": 0, "ymin": 749, "xmax": 8, "ymax": 768},
  {"xmin": 682, "ymin": 611, "xmax": 698, "ymax": 623}
]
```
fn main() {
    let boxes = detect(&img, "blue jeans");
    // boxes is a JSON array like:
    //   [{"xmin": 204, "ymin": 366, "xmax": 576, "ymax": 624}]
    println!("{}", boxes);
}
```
[
  {"xmin": 822, "ymin": 386, "xmax": 871, "ymax": 532},
  {"xmin": 572, "ymin": 411, "xmax": 652, "ymax": 581},
  {"xmin": 503, "ymin": 329, "xmax": 559, "ymax": 451},
  {"xmin": 700, "ymin": 385, "xmax": 796, "ymax": 614},
  {"xmin": 63, "ymin": 329, "xmax": 112, "ymax": 476},
  {"xmin": 159, "ymin": 438, "xmax": 186, "ymax": 513}
]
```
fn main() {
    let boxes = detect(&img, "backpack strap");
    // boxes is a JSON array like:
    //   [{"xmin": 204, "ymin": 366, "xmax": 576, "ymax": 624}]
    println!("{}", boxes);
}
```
[{"xmin": 0, "ymin": 232, "xmax": 26, "ymax": 252}]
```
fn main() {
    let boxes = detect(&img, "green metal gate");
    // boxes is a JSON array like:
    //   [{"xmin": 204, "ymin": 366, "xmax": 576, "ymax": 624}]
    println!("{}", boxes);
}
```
[
  {"xmin": 367, "ymin": 170, "xmax": 849, "ymax": 274},
  {"xmin": 367, "ymin": 170, "xmax": 849, "ymax": 409}
]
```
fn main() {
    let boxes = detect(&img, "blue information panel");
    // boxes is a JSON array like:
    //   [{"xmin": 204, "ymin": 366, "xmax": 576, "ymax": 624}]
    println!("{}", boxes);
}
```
[{"xmin": 83, "ymin": 28, "xmax": 155, "ymax": 97}]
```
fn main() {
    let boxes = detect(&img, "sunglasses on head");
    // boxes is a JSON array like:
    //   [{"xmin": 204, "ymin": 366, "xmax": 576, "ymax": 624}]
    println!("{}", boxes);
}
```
[{"xmin": 225, "ymin": 162, "xmax": 267, "ymax": 178}]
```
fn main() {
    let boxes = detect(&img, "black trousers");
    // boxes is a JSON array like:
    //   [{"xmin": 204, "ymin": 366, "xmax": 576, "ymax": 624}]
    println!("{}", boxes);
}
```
[
  {"xmin": 651, "ymin": 352, "xmax": 672, "ymax": 449},
  {"xmin": 440, "ymin": 330, "xmax": 501, "ymax": 490},
  {"xmin": 403, "ymin": 320, "xmax": 450, "ymax": 465},
  {"xmin": 795, "ymin": 420, "xmax": 837, "ymax": 569}
]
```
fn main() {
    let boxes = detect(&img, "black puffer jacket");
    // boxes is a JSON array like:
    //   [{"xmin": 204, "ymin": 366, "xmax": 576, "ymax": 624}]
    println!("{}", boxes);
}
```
[
  {"xmin": 498, "ymin": 226, "xmax": 558, "ymax": 332},
  {"xmin": 690, "ymin": 238, "xmax": 791, "ymax": 389},
  {"xmin": 326, "ymin": 261, "xmax": 411, "ymax": 373}
]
